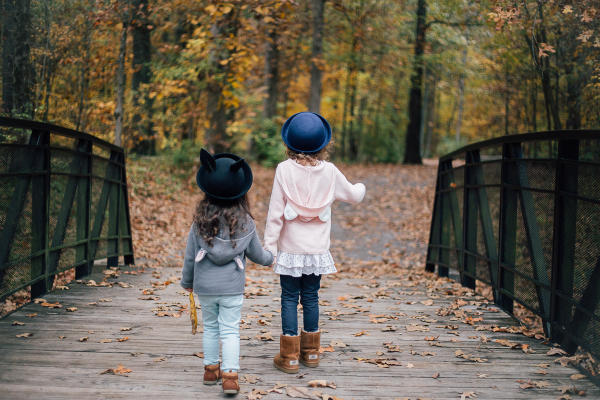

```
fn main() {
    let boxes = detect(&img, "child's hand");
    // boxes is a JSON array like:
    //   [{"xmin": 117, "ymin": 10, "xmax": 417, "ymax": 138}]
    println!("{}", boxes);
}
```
[{"xmin": 184, "ymin": 287, "xmax": 193, "ymax": 293}]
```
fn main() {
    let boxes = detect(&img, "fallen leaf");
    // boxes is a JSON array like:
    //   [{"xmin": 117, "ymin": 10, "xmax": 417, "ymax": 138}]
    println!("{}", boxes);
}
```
[
  {"xmin": 41, "ymin": 301, "xmax": 62, "ymax": 308},
  {"xmin": 432, "ymin": 372, "xmax": 440, "ymax": 379},
  {"xmin": 11, "ymin": 321, "xmax": 25, "ymax": 326},
  {"xmin": 120, "ymin": 327, "xmax": 132, "ymax": 331},
  {"xmin": 79, "ymin": 336, "xmax": 89, "ymax": 342},
  {"xmin": 117, "ymin": 336, "xmax": 129, "ymax": 342},
  {"xmin": 307, "ymin": 380, "xmax": 336, "ymax": 389},
  {"xmin": 286, "ymin": 386, "xmax": 319, "ymax": 399},
  {"xmin": 101, "ymin": 365, "xmax": 132, "ymax": 376},
  {"xmin": 16, "ymin": 332, "xmax": 33, "ymax": 338},
  {"xmin": 570, "ymin": 374, "xmax": 585, "ymax": 380},
  {"xmin": 353, "ymin": 330, "xmax": 368, "ymax": 336},
  {"xmin": 460, "ymin": 392, "xmax": 477, "ymax": 399},
  {"xmin": 547, "ymin": 347, "xmax": 567, "ymax": 356},
  {"xmin": 66, "ymin": 307, "xmax": 78, "ymax": 312}
]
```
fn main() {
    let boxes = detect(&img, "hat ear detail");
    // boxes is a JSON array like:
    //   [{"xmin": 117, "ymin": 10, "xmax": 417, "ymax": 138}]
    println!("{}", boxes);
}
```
[
  {"xmin": 230, "ymin": 158, "xmax": 245, "ymax": 173},
  {"xmin": 200, "ymin": 148, "xmax": 216, "ymax": 172}
]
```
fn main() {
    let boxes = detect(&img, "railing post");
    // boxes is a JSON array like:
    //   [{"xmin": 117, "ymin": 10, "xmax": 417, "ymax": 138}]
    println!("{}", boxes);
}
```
[
  {"xmin": 120, "ymin": 151, "xmax": 135, "ymax": 266},
  {"xmin": 550, "ymin": 139, "xmax": 579, "ymax": 347},
  {"xmin": 107, "ymin": 150, "xmax": 120, "ymax": 267},
  {"xmin": 76, "ymin": 140, "xmax": 93, "ymax": 278},
  {"xmin": 426, "ymin": 162, "xmax": 443, "ymax": 272},
  {"xmin": 462, "ymin": 151, "xmax": 477, "ymax": 289},
  {"xmin": 497, "ymin": 143, "xmax": 518, "ymax": 314},
  {"xmin": 438, "ymin": 159, "xmax": 453, "ymax": 277},
  {"xmin": 30, "ymin": 130, "xmax": 50, "ymax": 298}
]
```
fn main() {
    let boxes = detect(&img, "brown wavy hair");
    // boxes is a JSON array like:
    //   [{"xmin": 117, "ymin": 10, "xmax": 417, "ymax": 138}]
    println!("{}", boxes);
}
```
[
  {"xmin": 286, "ymin": 144, "xmax": 330, "ymax": 166},
  {"xmin": 193, "ymin": 194, "xmax": 253, "ymax": 247}
]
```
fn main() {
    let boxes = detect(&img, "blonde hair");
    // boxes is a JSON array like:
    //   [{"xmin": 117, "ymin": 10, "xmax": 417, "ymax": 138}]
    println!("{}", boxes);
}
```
[{"xmin": 286, "ymin": 145, "xmax": 330, "ymax": 166}]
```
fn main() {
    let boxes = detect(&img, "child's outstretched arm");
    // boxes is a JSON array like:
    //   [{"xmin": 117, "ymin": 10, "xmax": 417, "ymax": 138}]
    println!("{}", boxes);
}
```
[
  {"xmin": 264, "ymin": 172, "xmax": 285, "ymax": 255},
  {"xmin": 245, "ymin": 231, "xmax": 275, "ymax": 266},
  {"xmin": 334, "ymin": 166, "xmax": 366, "ymax": 204},
  {"xmin": 180, "ymin": 225, "xmax": 196, "ymax": 291}
]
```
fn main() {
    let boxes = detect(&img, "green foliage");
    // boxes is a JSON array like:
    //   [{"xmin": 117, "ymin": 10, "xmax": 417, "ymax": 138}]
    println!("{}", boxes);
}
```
[
  {"xmin": 435, "ymin": 135, "xmax": 468, "ymax": 156},
  {"xmin": 166, "ymin": 139, "xmax": 202, "ymax": 169},
  {"xmin": 251, "ymin": 118, "xmax": 286, "ymax": 168}
]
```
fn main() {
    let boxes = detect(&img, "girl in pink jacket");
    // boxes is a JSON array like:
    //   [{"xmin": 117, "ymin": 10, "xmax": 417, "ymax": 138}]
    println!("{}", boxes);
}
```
[{"xmin": 264, "ymin": 112, "xmax": 366, "ymax": 373}]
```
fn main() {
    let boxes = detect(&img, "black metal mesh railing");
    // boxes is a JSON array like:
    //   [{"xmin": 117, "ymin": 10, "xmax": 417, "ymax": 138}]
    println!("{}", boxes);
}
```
[
  {"xmin": 426, "ymin": 130, "xmax": 600, "ymax": 359},
  {"xmin": 0, "ymin": 117, "xmax": 134, "ymax": 301}
]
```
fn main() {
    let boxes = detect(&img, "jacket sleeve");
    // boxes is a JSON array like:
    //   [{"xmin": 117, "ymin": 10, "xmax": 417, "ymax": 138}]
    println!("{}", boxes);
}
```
[
  {"xmin": 264, "ymin": 169, "xmax": 285, "ymax": 255},
  {"xmin": 180, "ymin": 225, "xmax": 196, "ymax": 289},
  {"xmin": 334, "ymin": 166, "xmax": 366, "ymax": 204},
  {"xmin": 245, "ymin": 230, "xmax": 275, "ymax": 266}
]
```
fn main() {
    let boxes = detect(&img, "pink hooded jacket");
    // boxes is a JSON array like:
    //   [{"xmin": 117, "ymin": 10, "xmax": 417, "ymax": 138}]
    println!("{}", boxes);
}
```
[{"xmin": 264, "ymin": 159, "xmax": 366, "ymax": 255}]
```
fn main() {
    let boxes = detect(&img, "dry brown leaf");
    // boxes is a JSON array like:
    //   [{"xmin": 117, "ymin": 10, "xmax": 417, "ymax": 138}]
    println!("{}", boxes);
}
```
[
  {"xmin": 307, "ymin": 380, "xmax": 336, "ymax": 389},
  {"xmin": 101, "ymin": 365, "xmax": 132, "ymax": 376},
  {"xmin": 547, "ymin": 347, "xmax": 568, "ymax": 356},
  {"xmin": 570, "ymin": 373, "xmax": 586, "ymax": 380},
  {"xmin": 16, "ymin": 332, "xmax": 32, "ymax": 338},
  {"xmin": 41, "ymin": 301, "xmax": 62, "ymax": 308},
  {"xmin": 286, "ymin": 386, "xmax": 320, "ymax": 399},
  {"xmin": 66, "ymin": 307, "xmax": 78, "ymax": 312},
  {"xmin": 11, "ymin": 321, "xmax": 24, "ymax": 326}
]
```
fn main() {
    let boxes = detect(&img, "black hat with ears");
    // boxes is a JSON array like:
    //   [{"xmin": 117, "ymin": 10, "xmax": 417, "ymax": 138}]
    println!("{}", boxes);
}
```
[{"xmin": 196, "ymin": 149, "xmax": 253, "ymax": 200}]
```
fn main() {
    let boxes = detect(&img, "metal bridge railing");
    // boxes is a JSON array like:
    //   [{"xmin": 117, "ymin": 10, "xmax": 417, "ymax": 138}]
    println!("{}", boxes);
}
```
[
  {"xmin": 0, "ymin": 117, "xmax": 134, "ymax": 301},
  {"xmin": 426, "ymin": 130, "xmax": 600, "ymax": 359}
]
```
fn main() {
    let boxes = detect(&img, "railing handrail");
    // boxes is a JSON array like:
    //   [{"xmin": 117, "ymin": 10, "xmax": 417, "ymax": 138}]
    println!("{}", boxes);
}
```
[
  {"xmin": 0, "ymin": 118, "xmax": 134, "ymax": 304},
  {"xmin": 441, "ymin": 129, "xmax": 600, "ymax": 161},
  {"xmin": 426, "ymin": 129, "xmax": 600, "ymax": 366},
  {"xmin": 0, "ymin": 117, "xmax": 123, "ymax": 152}
]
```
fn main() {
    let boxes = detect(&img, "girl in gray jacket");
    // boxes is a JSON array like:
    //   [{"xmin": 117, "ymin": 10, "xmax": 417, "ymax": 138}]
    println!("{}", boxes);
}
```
[{"xmin": 181, "ymin": 149, "xmax": 273, "ymax": 394}]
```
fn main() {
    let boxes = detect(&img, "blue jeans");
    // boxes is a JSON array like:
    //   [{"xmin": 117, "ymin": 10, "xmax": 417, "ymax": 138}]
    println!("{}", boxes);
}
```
[
  {"xmin": 280, "ymin": 274, "xmax": 321, "ymax": 336},
  {"xmin": 197, "ymin": 294, "xmax": 244, "ymax": 372}
]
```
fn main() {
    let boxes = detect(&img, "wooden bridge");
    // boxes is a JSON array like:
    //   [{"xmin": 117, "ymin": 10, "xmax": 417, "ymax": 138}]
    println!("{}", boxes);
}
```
[{"xmin": 1, "ymin": 119, "xmax": 600, "ymax": 399}]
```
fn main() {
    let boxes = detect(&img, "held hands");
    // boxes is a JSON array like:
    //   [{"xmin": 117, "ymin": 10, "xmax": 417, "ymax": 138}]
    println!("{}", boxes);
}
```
[{"xmin": 184, "ymin": 287, "xmax": 193, "ymax": 293}]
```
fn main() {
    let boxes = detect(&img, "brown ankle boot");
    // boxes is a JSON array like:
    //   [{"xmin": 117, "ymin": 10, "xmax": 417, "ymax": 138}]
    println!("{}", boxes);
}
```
[
  {"xmin": 221, "ymin": 371, "xmax": 240, "ymax": 394},
  {"xmin": 203, "ymin": 363, "xmax": 221, "ymax": 385},
  {"xmin": 300, "ymin": 330, "xmax": 320, "ymax": 367},
  {"xmin": 273, "ymin": 334, "xmax": 300, "ymax": 373}
]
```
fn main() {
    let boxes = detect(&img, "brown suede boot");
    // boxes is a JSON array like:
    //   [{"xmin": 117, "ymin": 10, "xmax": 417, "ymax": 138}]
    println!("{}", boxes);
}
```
[
  {"xmin": 273, "ymin": 334, "xmax": 300, "ymax": 373},
  {"xmin": 221, "ymin": 371, "xmax": 240, "ymax": 394},
  {"xmin": 203, "ymin": 363, "xmax": 221, "ymax": 385},
  {"xmin": 300, "ymin": 330, "xmax": 320, "ymax": 367}
]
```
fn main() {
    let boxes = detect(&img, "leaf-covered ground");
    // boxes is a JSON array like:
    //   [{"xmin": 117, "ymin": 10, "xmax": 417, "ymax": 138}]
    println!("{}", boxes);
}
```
[{"xmin": 1, "ymin": 159, "xmax": 600, "ymax": 399}]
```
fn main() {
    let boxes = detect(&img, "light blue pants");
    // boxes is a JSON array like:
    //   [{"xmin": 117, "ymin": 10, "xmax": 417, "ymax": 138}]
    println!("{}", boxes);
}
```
[{"xmin": 197, "ymin": 294, "xmax": 244, "ymax": 372}]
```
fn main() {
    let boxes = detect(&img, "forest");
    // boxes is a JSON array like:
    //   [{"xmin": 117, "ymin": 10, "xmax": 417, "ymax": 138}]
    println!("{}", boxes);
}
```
[{"xmin": 1, "ymin": 0, "xmax": 599, "ymax": 164}]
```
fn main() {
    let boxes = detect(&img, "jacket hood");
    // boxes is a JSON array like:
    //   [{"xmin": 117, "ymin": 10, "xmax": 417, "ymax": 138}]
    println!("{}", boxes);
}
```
[
  {"xmin": 195, "ymin": 216, "xmax": 256, "ymax": 265},
  {"xmin": 276, "ymin": 159, "xmax": 335, "ymax": 217}
]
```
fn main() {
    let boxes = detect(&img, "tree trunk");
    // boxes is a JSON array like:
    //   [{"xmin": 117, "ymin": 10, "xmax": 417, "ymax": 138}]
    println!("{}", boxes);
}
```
[
  {"xmin": 504, "ymin": 66, "xmax": 510, "ymax": 136},
  {"xmin": 2, "ymin": 0, "xmax": 34, "ymax": 117},
  {"xmin": 76, "ymin": 23, "xmax": 91, "ymax": 132},
  {"xmin": 204, "ymin": 13, "xmax": 238, "ymax": 153},
  {"xmin": 131, "ymin": 0, "xmax": 154, "ymax": 154},
  {"xmin": 423, "ymin": 72, "xmax": 437, "ymax": 158},
  {"xmin": 308, "ymin": 0, "xmax": 325, "ymax": 113},
  {"xmin": 114, "ymin": 25, "xmax": 127, "ymax": 147},
  {"xmin": 264, "ymin": 28, "xmax": 279, "ymax": 119},
  {"xmin": 455, "ymin": 46, "xmax": 467, "ymax": 143},
  {"xmin": 403, "ymin": 0, "xmax": 426, "ymax": 164}
]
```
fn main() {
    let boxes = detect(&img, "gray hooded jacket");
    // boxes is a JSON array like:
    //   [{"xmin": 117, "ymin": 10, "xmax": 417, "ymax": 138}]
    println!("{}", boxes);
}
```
[{"xmin": 180, "ymin": 217, "xmax": 274, "ymax": 295}]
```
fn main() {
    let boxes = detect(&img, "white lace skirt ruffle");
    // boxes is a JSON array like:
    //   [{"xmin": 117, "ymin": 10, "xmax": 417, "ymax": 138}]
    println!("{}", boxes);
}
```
[{"xmin": 273, "ymin": 251, "xmax": 337, "ymax": 277}]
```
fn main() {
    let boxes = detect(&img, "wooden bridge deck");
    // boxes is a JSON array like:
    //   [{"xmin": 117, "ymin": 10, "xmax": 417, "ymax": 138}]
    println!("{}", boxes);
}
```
[{"xmin": 1, "ymin": 261, "xmax": 599, "ymax": 400}]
